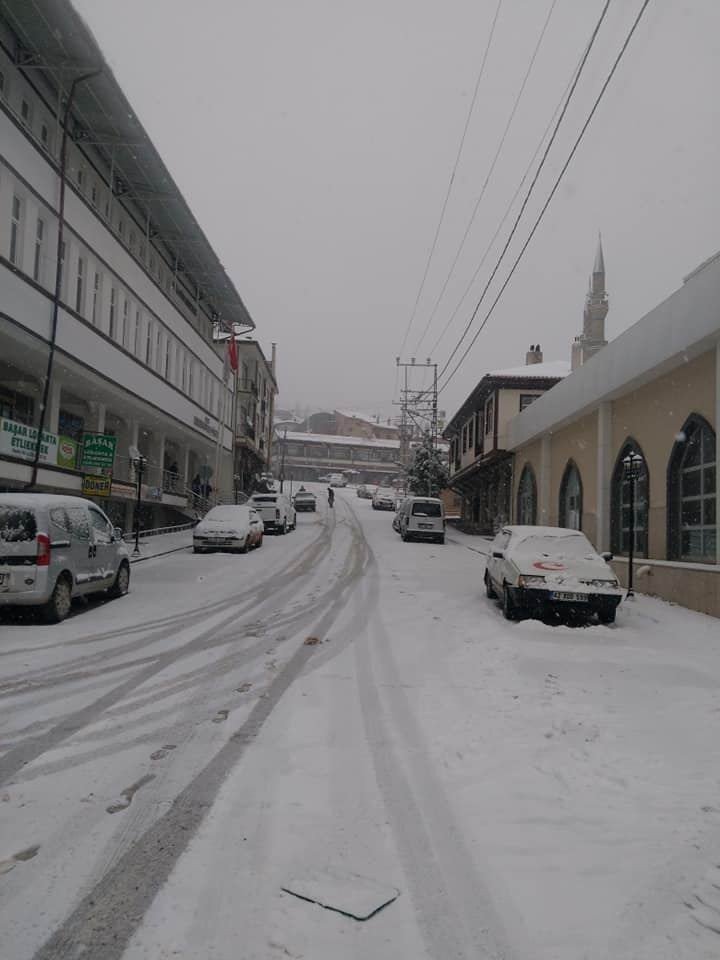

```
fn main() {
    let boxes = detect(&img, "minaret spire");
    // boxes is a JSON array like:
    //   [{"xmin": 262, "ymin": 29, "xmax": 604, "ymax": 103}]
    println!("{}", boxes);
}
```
[{"xmin": 572, "ymin": 234, "xmax": 609, "ymax": 370}]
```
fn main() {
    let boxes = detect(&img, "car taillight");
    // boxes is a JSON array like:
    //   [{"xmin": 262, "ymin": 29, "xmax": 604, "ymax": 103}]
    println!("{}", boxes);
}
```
[
  {"xmin": 275, "ymin": 508, "xmax": 280, "ymax": 519},
  {"xmin": 37, "ymin": 533, "xmax": 51, "ymax": 567}
]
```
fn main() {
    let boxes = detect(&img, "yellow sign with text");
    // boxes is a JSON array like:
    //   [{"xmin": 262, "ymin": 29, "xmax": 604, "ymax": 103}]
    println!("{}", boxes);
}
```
[{"xmin": 82, "ymin": 474, "xmax": 112, "ymax": 498}]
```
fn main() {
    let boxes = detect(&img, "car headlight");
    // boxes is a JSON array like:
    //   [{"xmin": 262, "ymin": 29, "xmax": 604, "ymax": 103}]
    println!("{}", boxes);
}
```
[
  {"xmin": 586, "ymin": 579, "xmax": 620, "ymax": 588},
  {"xmin": 518, "ymin": 575, "xmax": 546, "ymax": 587}
]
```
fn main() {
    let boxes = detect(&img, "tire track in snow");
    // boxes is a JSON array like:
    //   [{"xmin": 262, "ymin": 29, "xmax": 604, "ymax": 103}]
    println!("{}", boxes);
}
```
[
  {"xmin": 0, "ymin": 511, "xmax": 337, "ymax": 786},
  {"xmin": 343, "ymin": 498, "xmax": 523, "ymax": 960},
  {"xmin": 29, "ymin": 500, "xmax": 367, "ymax": 960}
]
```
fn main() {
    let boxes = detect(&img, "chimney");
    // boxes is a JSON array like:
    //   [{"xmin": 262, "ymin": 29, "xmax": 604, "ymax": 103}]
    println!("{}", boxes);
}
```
[
  {"xmin": 526, "ymin": 344, "xmax": 543, "ymax": 365},
  {"xmin": 271, "ymin": 342, "xmax": 277, "ymax": 376}
]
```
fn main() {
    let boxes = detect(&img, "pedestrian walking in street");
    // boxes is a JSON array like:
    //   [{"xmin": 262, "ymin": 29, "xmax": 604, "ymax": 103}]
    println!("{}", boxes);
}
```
[{"xmin": 328, "ymin": 486, "xmax": 335, "ymax": 508}]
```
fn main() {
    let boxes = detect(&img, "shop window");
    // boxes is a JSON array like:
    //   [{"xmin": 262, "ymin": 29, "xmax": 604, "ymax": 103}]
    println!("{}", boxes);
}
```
[
  {"xmin": 559, "ymin": 460, "xmax": 583, "ymax": 530},
  {"xmin": 516, "ymin": 464, "xmax": 537, "ymax": 525},
  {"xmin": 59, "ymin": 409, "xmax": 85, "ymax": 440},
  {"xmin": 0, "ymin": 386, "xmax": 34, "ymax": 425},
  {"xmin": 668, "ymin": 415, "xmax": 716, "ymax": 562},
  {"xmin": 9, "ymin": 195, "xmax": 22, "ymax": 265},
  {"xmin": 610, "ymin": 440, "xmax": 649, "ymax": 557},
  {"xmin": 75, "ymin": 257, "xmax": 85, "ymax": 314},
  {"xmin": 33, "ymin": 217, "xmax": 45, "ymax": 282}
]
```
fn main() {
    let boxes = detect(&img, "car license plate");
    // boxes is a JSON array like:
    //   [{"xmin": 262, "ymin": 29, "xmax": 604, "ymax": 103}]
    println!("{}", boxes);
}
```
[
  {"xmin": 419, "ymin": 523, "xmax": 433, "ymax": 529},
  {"xmin": 551, "ymin": 591, "xmax": 588, "ymax": 602}
]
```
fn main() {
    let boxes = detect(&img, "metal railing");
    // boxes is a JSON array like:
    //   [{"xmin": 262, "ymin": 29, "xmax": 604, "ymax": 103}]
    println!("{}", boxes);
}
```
[{"xmin": 134, "ymin": 521, "xmax": 195, "ymax": 538}]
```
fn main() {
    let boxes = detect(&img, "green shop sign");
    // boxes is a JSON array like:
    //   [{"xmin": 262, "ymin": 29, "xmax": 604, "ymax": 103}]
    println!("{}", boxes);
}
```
[{"xmin": 81, "ymin": 433, "xmax": 117, "ymax": 472}]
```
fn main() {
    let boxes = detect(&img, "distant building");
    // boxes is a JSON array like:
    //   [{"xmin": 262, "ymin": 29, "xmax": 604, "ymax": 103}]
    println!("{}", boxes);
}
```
[
  {"xmin": 443, "ymin": 349, "xmax": 569, "ymax": 533},
  {"xmin": 231, "ymin": 340, "xmax": 277, "ymax": 492},
  {"xmin": 334, "ymin": 410, "xmax": 398, "ymax": 440},
  {"xmin": 273, "ymin": 431, "xmax": 400, "ymax": 486}
]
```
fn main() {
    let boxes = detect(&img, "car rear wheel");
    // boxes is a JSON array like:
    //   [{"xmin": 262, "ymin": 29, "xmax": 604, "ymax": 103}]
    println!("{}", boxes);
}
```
[
  {"xmin": 238, "ymin": 537, "xmax": 249, "ymax": 554},
  {"xmin": 108, "ymin": 561, "xmax": 130, "ymax": 599},
  {"xmin": 503, "ymin": 584, "xmax": 517, "ymax": 621},
  {"xmin": 281, "ymin": 519, "xmax": 288, "ymax": 535},
  {"xmin": 255, "ymin": 534, "xmax": 263, "ymax": 549},
  {"xmin": 42, "ymin": 575, "xmax": 72, "ymax": 623},
  {"xmin": 485, "ymin": 570, "xmax": 496, "ymax": 599},
  {"xmin": 437, "ymin": 535, "xmax": 445, "ymax": 545}
]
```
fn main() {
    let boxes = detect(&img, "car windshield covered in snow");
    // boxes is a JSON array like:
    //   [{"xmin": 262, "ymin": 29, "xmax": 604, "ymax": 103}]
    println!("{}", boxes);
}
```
[
  {"xmin": 0, "ymin": 505, "xmax": 37, "ymax": 542},
  {"xmin": 204, "ymin": 506, "xmax": 250, "ymax": 521},
  {"xmin": 513, "ymin": 532, "xmax": 597, "ymax": 559},
  {"xmin": 411, "ymin": 501, "xmax": 442, "ymax": 517}
]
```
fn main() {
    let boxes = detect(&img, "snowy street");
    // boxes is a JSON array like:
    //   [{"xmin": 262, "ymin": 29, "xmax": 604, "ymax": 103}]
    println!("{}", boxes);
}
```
[{"xmin": 2, "ymin": 487, "xmax": 720, "ymax": 959}]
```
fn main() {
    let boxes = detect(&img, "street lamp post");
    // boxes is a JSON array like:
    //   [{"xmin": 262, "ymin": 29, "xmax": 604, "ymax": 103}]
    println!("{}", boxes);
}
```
[
  {"xmin": 622, "ymin": 451, "xmax": 643, "ymax": 597},
  {"xmin": 279, "ymin": 428, "xmax": 287, "ymax": 493},
  {"xmin": 129, "ymin": 445, "xmax": 147, "ymax": 557}
]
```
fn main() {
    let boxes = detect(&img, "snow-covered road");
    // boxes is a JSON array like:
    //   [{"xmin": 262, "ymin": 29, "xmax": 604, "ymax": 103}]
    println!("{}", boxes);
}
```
[{"xmin": 2, "ymin": 487, "xmax": 720, "ymax": 959}]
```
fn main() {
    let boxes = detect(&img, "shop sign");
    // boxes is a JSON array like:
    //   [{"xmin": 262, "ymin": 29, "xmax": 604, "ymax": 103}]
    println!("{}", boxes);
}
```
[
  {"xmin": 0, "ymin": 417, "xmax": 58, "ymax": 464},
  {"xmin": 57, "ymin": 436, "xmax": 78, "ymax": 469},
  {"xmin": 81, "ymin": 433, "xmax": 117, "ymax": 472},
  {"xmin": 193, "ymin": 415, "xmax": 219, "ymax": 439},
  {"xmin": 82, "ymin": 474, "xmax": 112, "ymax": 498}
]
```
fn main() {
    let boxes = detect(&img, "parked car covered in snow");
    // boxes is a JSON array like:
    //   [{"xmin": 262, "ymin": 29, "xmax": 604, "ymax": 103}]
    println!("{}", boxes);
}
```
[
  {"xmin": 356, "ymin": 484, "xmax": 372, "ymax": 499},
  {"xmin": 250, "ymin": 492, "xmax": 296, "ymax": 534},
  {"xmin": 372, "ymin": 487, "xmax": 396, "ymax": 510},
  {"xmin": 0, "ymin": 493, "xmax": 130, "ymax": 622},
  {"xmin": 328, "ymin": 473, "xmax": 347, "ymax": 487},
  {"xmin": 293, "ymin": 489, "xmax": 317, "ymax": 512},
  {"xmin": 485, "ymin": 525, "xmax": 622, "ymax": 623},
  {"xmin": 193, "ymin": 504, "xmax": 264, "ymax": 553}
]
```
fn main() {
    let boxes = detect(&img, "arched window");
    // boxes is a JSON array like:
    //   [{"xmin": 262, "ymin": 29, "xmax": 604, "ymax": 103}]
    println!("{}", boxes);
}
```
[
  {"xmin": 668, "ymin": 415, "xmax": 716, "ymax": 561},
  {"xmin": 516, "ymin": 464, "xmax": 537, "ymax": 525},
  {"xmin": 611, "ymin": 440, "xmax": 649, "ymax": 557},
  {"xmin": 559, "ymin": 460, "xmax": 583, "ymax": 530}
]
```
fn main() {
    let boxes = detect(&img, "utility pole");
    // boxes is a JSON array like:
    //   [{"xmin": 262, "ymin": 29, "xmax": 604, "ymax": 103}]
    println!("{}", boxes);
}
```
[{"xmin": 394, "ymin": 357, "xmax": 439, "ymax": 455}]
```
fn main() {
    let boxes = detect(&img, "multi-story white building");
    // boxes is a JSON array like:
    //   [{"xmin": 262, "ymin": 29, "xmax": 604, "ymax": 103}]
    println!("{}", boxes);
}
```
[{"xmin": 0, "ymin": 0, "xmax": 255, "ymax": 528}]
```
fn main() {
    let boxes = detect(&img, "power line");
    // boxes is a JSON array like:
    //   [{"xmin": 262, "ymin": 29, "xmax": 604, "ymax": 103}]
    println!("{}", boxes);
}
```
[
  {"xmin": 428, "ymin": 40, "xmax": 588, "ymax": 359},
  {"xmin": 414, "ymin": 0, "xmax": 559, "ymax": 355},
  {"xmin": 397, "ymin": 0, "xmax": 504, "ymax": 359},
  {"xmin": 438, "ymin": 0, "xmax": 653, "ymax": 395},
  {"xmin": 437, "ymin": 0, "xmax": 613, "ymax": 383}
]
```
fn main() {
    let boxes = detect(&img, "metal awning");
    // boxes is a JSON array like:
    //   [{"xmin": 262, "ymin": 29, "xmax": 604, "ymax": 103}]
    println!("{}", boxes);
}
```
[{"xmin": 1, "ymin": 0, "xmax": 254, "ymax": 332}]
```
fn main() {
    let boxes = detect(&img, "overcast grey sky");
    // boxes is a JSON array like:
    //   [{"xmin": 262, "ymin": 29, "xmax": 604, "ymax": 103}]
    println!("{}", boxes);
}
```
[{"xmin": 73, "ymin": 0, "xmax": 720, "ymax": 419}]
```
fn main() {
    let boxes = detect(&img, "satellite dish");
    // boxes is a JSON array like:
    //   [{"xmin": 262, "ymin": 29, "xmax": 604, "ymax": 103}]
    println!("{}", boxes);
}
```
[{"xmin": 128, "ymin": 444, "xmax": 140, "ymax": 460}]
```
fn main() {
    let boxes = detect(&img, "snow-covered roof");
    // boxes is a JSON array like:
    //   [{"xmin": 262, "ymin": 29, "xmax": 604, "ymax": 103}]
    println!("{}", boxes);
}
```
[
  {"xmin": 509, "ymin": 250, "xmax": 720, "ymax": 449},
  {"xmin": 335, "ymin": 410, "xmax": 398, "ymax": 430},
  {"xmin": 282, "ymin": 431, "xmax": 399, "ymax": 450},
  {"xmin": 488, "ymin": 360, "xmax": 571, "ymax": 379}
]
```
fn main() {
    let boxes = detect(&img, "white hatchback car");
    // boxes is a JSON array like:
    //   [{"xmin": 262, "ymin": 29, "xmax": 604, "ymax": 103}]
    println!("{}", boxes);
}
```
[
  {"xmin": 485, "ymin": 525, "xmax": 622, "ymax": 623},
  {"xmin": 193, "ymin": 504, "xmax": 264, "ymax": 553}
]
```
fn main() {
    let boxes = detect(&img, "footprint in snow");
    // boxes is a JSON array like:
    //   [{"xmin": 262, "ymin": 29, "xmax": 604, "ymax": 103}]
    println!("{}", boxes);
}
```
[
  {"xmin": 150, "ymin": 744, "xmax": 177, "ymax": 761},
  {"xmin": 0, "ymin": 844, "xmax": 40, "ymax": 875},
  {"xmin": 212, "ymin": 709, "xmax": 230, "ymax": 723},
  {"xmin": 106, "ymin": 774, "xmax": 155, "ymax": 815}
]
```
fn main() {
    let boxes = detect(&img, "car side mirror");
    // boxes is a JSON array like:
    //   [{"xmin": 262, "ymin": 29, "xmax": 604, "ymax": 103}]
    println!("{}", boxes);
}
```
[
  {"xmin": 600, "ymin": 551, "xmax": 614, "ymax": 562},
  {"xmin": 492, "ymin": 550, "xmax": 504, "ymax": 559},
  {"xmin": 113, "ymin": 527, "xmax": 124, "ymax": 541}
]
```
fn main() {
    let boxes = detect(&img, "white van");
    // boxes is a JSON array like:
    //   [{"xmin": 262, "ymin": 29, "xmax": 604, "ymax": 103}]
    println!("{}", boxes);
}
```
[
  {"xmin": 250, "ymin": 491, "xmax": 296, "ymax": 534},
  {"xmin": 397, "ymin": 496, "xmax": 445, "ymax": 544},
  {"xmin": 0, "ymin": 493, "xmax": 130, "ymax": 622}
]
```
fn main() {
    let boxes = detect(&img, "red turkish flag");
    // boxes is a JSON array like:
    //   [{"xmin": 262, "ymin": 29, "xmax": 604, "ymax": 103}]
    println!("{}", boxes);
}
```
[{"xmin": 227, "ymin": 336, "xmax": 238, "ymax": 372}]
